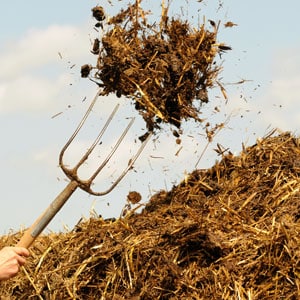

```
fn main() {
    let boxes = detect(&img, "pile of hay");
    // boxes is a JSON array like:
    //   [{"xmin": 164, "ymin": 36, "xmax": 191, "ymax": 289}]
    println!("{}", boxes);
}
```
[
  {"xmin": 81, "ymin": 1, "xmax": 230, "ymax": 137},
  {"xmin": 1, "ymin": 131, "xmax": 299, "ymax": 299}
]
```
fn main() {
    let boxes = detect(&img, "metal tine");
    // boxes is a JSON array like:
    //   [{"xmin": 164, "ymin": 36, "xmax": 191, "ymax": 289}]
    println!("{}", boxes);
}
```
[
  {"xmin": 59, "ymin": 89, "xmax": 105, "ymax": 171},
  {"xmin": 71, "ymin": 104, "xmax": 123, "ymax": 173},
  {"xmin": 59, "ymin": 89, "xmax": 152, "ymax": 195},
  {"xmin": 86, "ymin": 117, "xmax": 134, "ymax": 183},
  {"xmin": 89, "ymin": 131, "xmax": 152, "ymax": 195}
]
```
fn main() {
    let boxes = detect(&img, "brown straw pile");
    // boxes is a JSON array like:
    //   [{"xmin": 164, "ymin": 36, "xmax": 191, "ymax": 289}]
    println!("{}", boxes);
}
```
[{"xmin": 1, "ymin": 130, "xmax": 299, "ymax": 299}]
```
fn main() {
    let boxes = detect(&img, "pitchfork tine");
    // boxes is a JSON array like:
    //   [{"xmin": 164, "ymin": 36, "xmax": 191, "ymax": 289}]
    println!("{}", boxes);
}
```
[
  {"xmin": 17, "ymin": 89, "xmax": 151, "ymax": 248},
  {"xmin": 59, "ymin": 90, "xmax": 119, "ymax": 170}
]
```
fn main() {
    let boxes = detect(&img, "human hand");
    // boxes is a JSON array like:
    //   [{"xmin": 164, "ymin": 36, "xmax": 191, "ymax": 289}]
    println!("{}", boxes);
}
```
[{"xmin": 0, "ymin": 246, "xmax": 30, "ymax": 280}]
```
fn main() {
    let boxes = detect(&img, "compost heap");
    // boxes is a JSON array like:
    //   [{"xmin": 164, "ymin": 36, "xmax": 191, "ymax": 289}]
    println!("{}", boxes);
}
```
[
  {"xmin": 1, "ymin": 131, "xmax": 300, "ymax": 299},
  {"xmin": 81, "ymin": 2, "xmax": 230, "ymax": 139}
]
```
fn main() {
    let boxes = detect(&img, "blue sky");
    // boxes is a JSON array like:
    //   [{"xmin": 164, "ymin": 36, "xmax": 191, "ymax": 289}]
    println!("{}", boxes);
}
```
[{"xmin": 0, "ymin": 0, "xmax": 299, "ymax": 235}]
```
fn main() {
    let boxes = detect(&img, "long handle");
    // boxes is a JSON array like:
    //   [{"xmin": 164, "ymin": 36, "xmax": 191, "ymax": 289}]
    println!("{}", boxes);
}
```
[{"xmin": 17, "ymin": 180, "xmax": 79, "ymax": 249}]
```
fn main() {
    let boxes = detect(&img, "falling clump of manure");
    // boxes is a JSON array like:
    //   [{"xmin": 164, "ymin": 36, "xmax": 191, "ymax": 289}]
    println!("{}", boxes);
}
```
[
  {"xmin": 81, "ymin": 0, "xmax": 231, "ymax": 137},
  {"xmin": 1, "ymin": 131, "xmax": 300, "ymax": 299}
]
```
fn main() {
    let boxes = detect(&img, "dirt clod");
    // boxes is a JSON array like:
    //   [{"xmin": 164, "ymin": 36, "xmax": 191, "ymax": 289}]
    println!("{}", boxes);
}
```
[
  {"xmin": 127, "ymin": 191, "xmax": 142, "ymax": 204},
  {"xmin": 92, "ymin": 6, "xmax": 105, "ymax": 22}
]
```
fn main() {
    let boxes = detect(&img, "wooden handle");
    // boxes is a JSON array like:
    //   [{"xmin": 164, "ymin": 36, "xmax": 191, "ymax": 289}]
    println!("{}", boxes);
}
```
[{"xmin": 17, "ymin": 181, "xmax": 78, "ymax": 248}]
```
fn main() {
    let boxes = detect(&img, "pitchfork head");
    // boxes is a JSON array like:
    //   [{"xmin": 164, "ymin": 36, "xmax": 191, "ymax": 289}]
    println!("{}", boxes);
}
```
[{"xmin": 59, "ymin": 90, "xmax": 151, "ymax": 196}]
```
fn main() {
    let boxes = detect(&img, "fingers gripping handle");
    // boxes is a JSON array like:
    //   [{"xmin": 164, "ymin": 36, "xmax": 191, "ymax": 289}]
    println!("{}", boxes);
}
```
[{"xmin": 17, "ymin": 181, "xmax": 78, "ymax": 249}]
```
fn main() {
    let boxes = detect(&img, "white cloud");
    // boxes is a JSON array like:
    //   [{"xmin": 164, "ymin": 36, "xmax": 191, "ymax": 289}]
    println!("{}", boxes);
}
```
[
  {"xmin": 215, "ymin": 47, "xmax": 300, "ymax": 141},
  {"xmin": 251, "ymin": 48, "xmax": 300, "ymax": 134},
  {"xmin": 0, "ymin": 24, "xmax": 91, "ymax": 79},
  {"xmin": 0, "ymin": 23, "xmax": 95, "ymax": 113},
  {"xmin": 260, "ymin": 77, "xmax": 300, "ymax": 133},
  {"xmin": 0, "ymin": 74, "xmax": 69, "ymax": 112}
]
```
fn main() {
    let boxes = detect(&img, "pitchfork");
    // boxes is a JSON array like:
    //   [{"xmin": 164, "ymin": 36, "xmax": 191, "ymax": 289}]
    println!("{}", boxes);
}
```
[{"xmin": 17, "ymin": 90, "xmax": 151, "ymax": 249}]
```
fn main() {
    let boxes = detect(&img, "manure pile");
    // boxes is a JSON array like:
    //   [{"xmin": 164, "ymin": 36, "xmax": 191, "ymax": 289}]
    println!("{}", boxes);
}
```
[{"xmin": 1, "ymin": 131, "xmax": 300, "ymax": 299}]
